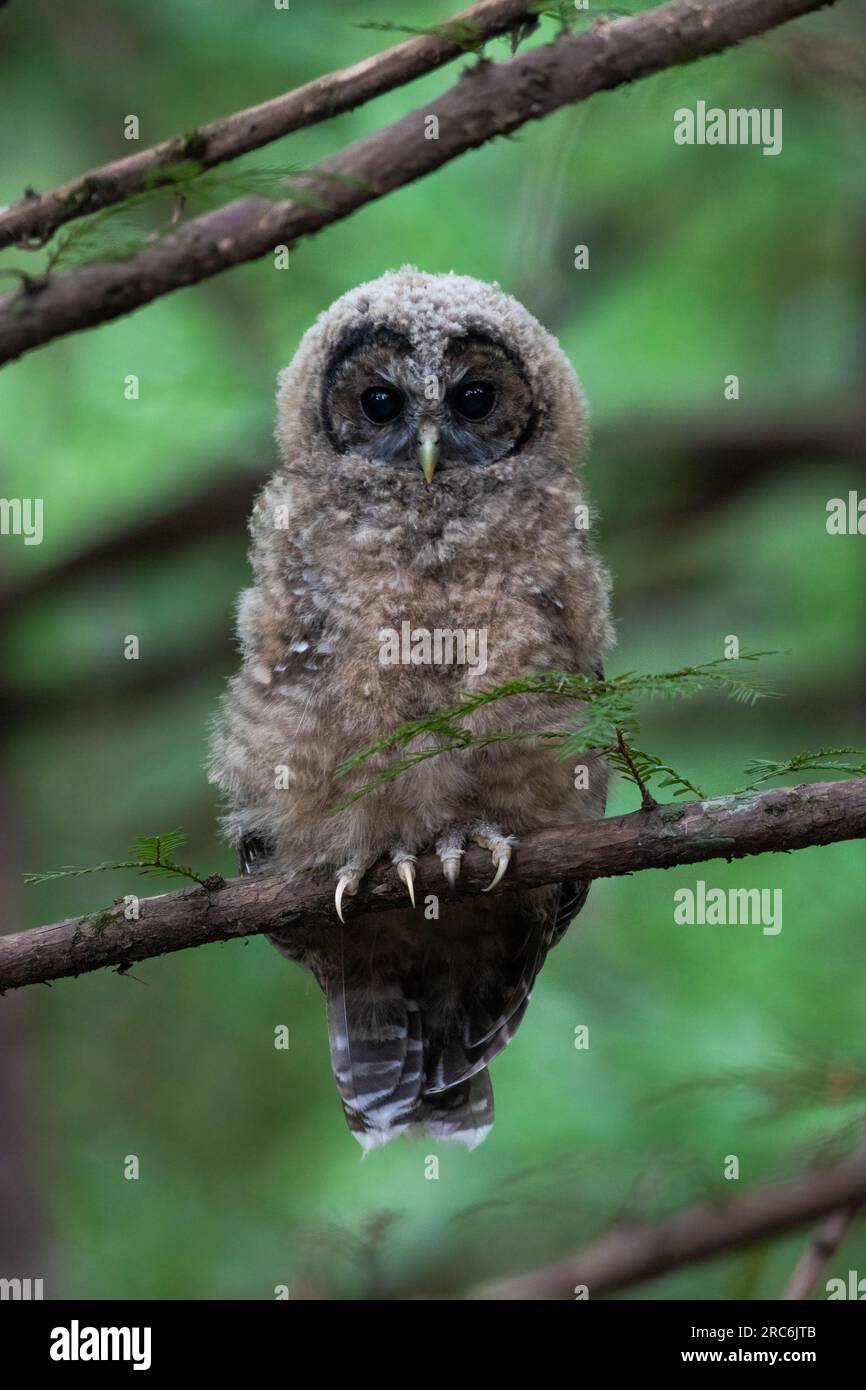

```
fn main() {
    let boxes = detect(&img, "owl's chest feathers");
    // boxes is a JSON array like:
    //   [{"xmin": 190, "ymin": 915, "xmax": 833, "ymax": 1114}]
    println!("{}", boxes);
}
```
[
  {"xmin": 254, "ymin": 481, "xmax": 597, "ymax": 831},
  {"xmin": 323, "ymin": 567, "xmax": 563, "ymax": 699}
]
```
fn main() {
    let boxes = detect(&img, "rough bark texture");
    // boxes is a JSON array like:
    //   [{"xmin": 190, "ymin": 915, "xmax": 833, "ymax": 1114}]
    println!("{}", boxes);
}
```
[
  {"xmin": 0, "ymin": 0, "xmax": 835, "ymax": 367},
  {"xmin": 2, "ymin": 777, "xmax": 864, "ymax": 993},
  {"xmin": 0, "ymin": 0, "xmax": 534, "ymax": 250},
  {"xmin": 476, "ymin": 1141, "xmax": 866, "ymax": 1299}
]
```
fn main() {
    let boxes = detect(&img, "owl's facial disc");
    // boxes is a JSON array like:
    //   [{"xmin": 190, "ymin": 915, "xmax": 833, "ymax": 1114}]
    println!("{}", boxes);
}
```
[{"xmin": 321, "ymin": 326, "xmax": 537, "ymax": 478}]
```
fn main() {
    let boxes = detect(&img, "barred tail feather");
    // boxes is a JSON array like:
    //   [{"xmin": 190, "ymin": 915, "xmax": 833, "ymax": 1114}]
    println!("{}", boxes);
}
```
[
  {"xmin": 419, "ymin": 1069, "xmax": 494, "ymax": 1151},
  {"xmin": 326, "ymin": 980, "xmax": 496, "ymax": 1152},
  {"xmin": 321, "ymin": 881, "xmax": 591, "ymax": 1152},
  {"xmin": 327, "ymin": 984, "xmax": 425, "ymax": 1145}
]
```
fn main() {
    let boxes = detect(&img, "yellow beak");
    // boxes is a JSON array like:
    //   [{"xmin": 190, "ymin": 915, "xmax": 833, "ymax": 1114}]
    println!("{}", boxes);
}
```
[{"xmin": 417, "ymin": 422, "xmax": 439, "ymax": 484}]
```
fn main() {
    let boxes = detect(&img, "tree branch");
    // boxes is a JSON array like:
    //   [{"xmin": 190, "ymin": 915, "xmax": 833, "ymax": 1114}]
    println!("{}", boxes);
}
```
[
  {"xmin": 0, "ymin": 0, "xmax": 836, "ymax": 368},
  {"xmin": 475, "ymin": 1142, "xmax": 866, "ymax": 1298},
  {"xmin": 782, "ymin": 1205, "xmax": 859, "ymax": 1299},
  {"xmin": 0, "ymin": 0, "xmax": 535, "ymax": 251},
  {"xmin": 0, "ymin": 464, "xmax": 266, "ymax": 625},
  {"xmin": 2, "ymin": 777, "xmax": 864, "ymax": 993}
]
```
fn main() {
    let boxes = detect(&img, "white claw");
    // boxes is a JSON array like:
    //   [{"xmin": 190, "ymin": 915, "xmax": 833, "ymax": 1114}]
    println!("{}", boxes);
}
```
[
  {"xmin": 442, "ymin": 856, "xmax": 461, "ymax": 890},
  {"xmin": 483, "ymin": 845, "xmax": 511, "ymax": 893},
  {"xmin": 436, "ymin": 831, "xmax": 465, "ymax": 892},
  {"xmin": 335, "ymin": 873, "xmax": 356, "ymax": 923},
  {"xmin": 397, "ymin": 858, "xmax": 417, "ymax": 908}
]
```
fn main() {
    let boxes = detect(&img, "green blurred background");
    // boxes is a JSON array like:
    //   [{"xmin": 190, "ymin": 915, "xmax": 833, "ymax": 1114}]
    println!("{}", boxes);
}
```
[{"xmin": 1, "ymin": 0, "xmax": 864, "ymax": 1299}]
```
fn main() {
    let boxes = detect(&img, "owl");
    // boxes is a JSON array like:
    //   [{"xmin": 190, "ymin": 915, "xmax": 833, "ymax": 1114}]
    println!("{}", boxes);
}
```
[{"xmin": 209, "ymin": 267, "xmax": 612, "ymax": 1151}]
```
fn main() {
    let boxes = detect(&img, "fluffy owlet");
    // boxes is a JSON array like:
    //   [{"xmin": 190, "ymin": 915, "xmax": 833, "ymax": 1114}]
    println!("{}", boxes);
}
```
[{"xmin": 210, "ymin": 267, "xmax": 612, "ymax": 1151}]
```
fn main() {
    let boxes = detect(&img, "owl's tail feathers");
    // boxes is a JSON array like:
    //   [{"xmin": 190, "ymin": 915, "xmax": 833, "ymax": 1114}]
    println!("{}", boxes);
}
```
[
  {"xmin": 325, "ymin": 982, "xmax": 494, "ymax": 1153},
  {"xmin": 327, "ymin": 985, "xmax": 425, "ymax": 1146},
  {"xmin": 415, "ymin": 1069, "xmax": 493, "ymax": 1151}
]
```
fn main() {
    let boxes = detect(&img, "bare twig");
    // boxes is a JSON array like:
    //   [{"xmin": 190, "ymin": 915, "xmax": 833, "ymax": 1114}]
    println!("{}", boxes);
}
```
[
  {"xmin": 2, "ymin": 777, "xmax": 864, "ymax": 993},
  {"xmin": 782, "ymin": 1205, "xmax": 859, "ymax": 1300},
  {"xmin": 782, "ymin": 1126, "xmax": 866, "ymax": 1298},
  {"xmin": 0, "ymin": 0, "xmax": 837, "ymax": 367},
  {"xmin": 475, "ymin": 1141, "xmax": 866, "ymax": 1298},
  {"xmin": 0, "ymin": 0, "xmax": 535, "ymax": 251}
]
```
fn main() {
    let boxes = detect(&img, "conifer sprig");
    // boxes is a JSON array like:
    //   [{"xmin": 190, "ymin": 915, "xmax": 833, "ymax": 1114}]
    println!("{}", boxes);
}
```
[
  {"xmin": 334, "ymin": 651, "xmax": 782, "ymax": 810},
  {"xmin": 738, "ymin": 748, "xmax": 866, "ymax": 791},
  {"xmin": 24, "ymin": 830, "xmax": 209, "ymax": 888},
  {"xmin": 44, "ymin": 163, "xmax": 339, "ymax": 271}
]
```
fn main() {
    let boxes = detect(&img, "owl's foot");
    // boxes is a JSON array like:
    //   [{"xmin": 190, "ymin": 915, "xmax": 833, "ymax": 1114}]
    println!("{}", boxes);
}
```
[
  {"xmin": 334, "ymin": 848, "xmax": 421, "ymax": 919},
  {"xmin": 436, "ymin": 829, "xmax": 465, "ymax": 891},
  {"xmin": 472, "ymin": 823, "xmax": 515, "ymax": 892},
  {"xmin": 334, "ymin": 829, "xmax": 511, "ymax": 920}
]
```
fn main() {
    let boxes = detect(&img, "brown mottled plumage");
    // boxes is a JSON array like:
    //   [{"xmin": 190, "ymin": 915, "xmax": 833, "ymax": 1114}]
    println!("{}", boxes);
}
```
[{"xmin": 209, "ymin": 268, "xmax": 612, "ymax": 1151}]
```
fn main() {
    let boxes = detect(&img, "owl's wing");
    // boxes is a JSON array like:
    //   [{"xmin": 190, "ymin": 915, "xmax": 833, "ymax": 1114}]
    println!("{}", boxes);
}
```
[
  {"xmin": 551, "ymin": 878, "xmax": 592, "ymax": 946},
  {"xmin": 424, "ymin": 879, "xmax": 590, "ymax": 1091},
  {"xmin": 421, "ymin": 663, "xmax": 608, "ymax": 1094},
  {"xmin": 321, "ymin": 878, "xmax": 591, "ymax": 1149}
]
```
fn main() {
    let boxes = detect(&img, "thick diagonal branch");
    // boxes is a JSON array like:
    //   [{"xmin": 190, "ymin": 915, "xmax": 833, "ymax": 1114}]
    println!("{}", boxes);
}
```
[
  {"xmin": 0, "ymin": 0, "xmax": 534, "ymax": 251},
  {"xmin": 2, "ymin": 777, "xmax": 863, "ymax": 994},
  {"xmin": 0, "ymin": 0, "xmax": 836, "ymax": 367},
  {"xmin": 474, "ymin": 1141, "xmax": 866, "ymax": 1299}
]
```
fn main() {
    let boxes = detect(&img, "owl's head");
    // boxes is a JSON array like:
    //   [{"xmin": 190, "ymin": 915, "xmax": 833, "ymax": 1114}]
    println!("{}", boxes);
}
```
[{"xmin": 275, "ymin": 268, "xmax": 587, "ymax": 487}]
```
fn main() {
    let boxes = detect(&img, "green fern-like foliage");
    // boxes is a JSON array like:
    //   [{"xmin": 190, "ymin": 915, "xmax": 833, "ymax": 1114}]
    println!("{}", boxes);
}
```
[
  {"xmin": 44, "ymin": 161, "xmax": 333, "ymax": 271},
  {"xmin": 355, "ymin": 6, "xmax": 644, "ymax": 50},
  {"xmin": 606, "ymin": 740, "xmax": 706, "ymax": 801},
  {"xmin": 24, "ymin": 665, "xmax": 863, "ymax": 892},
  {"xmin": 25, "ymin": 830, "xmax": 209, "ymax": 888},
  {"xmin": 131, "ymin": 830, "xmax": 188, "ymax": 865},
  {"xmin": 335, "ymin": 651, "xmax": 782, "ymax": 811},
  {"xmin": 738, "ymin": 748, "xmax": 866, "ymax": 791}
]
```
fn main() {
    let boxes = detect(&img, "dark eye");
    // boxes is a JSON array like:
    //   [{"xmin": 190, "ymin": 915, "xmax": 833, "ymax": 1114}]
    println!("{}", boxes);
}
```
[
  {"xmin": 451, "ymin": 379, "xmax": 496, "ymax": 421},
  {"xmin": 360, "ymin": 385, "xmax": 403, "ymax": 424}
]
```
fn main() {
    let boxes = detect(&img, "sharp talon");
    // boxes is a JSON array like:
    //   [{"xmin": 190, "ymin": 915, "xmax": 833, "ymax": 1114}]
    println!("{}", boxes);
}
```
[
  {"xmin": 335, "ymin": 874, "xmax": 354, "ymax": 923},
  {"xmin": 333, "ymin": 867, "xmax": 358, "ymax": 922},
  {"xmin": 436, "ymin": 831, "xmax": 465, "ymax": 892},
  {"xmin": 397, "ymin": 859, "xmax": 416, "ymax": 908},
  {"xmin": 442, "ymin": 856, "xmax": 461, "ymax": 890},
  {"xmin": 483, "ymin": 845, "xmax": 511, "ymax": 893}
]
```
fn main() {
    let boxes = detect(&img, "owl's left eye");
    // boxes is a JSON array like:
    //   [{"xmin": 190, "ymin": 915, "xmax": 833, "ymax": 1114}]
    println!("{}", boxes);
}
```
[
  {"xmin": 451, "ymin": 379, "xmax": 496, "ymax": 421},
  {"xmin": 360, "ymin": 385, "xmax": 404, "ymax": 424}
]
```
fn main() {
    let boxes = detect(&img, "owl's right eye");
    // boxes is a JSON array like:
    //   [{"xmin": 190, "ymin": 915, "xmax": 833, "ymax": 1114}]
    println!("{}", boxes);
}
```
[{"xmin": 360, "ymin": 386, "xmax": 403, "ymax": 425}]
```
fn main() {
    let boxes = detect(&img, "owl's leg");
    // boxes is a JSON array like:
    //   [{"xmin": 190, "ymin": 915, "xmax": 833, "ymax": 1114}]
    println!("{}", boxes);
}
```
[
  {"xmin": 436, "ymin": 829, "xmax": 465, "ymax": 891},
  {"xmin": 472, "ymin": 822, "xmax": 516, "ymax": 893}
]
